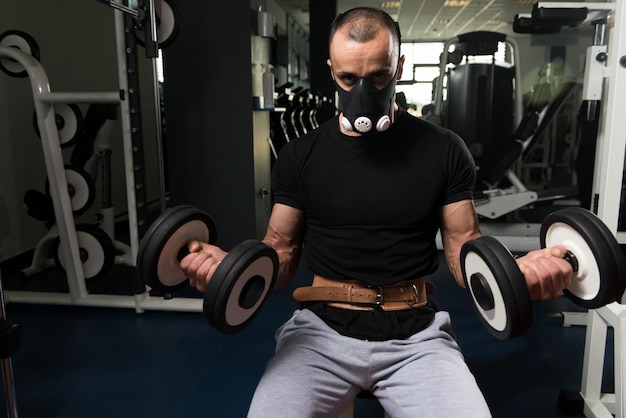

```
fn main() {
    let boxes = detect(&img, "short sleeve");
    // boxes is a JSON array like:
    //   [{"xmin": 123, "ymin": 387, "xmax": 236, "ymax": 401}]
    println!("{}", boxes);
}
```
[
  {"xmin": 271, "ymin": 143, "xmax": 304, "ymax": 210},
  {"xmin": 442, "ymin": 131, "xmax": 476, "ymax": 205}
]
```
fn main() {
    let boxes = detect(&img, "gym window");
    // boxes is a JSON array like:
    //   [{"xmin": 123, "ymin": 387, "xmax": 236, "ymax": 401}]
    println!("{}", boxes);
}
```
[
  {"xmin": 396, "ymin": 41, "xmax": 510, "ymax": 116},
  {"xmin": 397, "ymin": 42, "xmax": 445, "ymax": 116}
]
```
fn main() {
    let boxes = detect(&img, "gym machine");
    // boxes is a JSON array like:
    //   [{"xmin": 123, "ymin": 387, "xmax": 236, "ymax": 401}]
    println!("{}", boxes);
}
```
[
  {"xmin": 430, "ymin": 32, "xmax": 537, "ymax": 250},
  {"xmin": 21, "ymin": 103, "xmax": 128, "ymax": 283},
  {"xmin": 514, "ymin": 2, "xmax": 626, "ymax": 417},
  {"xmin": 0, "ymin": 1, "xmax": 202, "ymax": 313},
  {"xmin": 431, "ymin": 31, "xmax": 539, "ymax": 221},
  {"xmin": 432, "ymin": 30, "xmax": 582, "ymax": 228}
]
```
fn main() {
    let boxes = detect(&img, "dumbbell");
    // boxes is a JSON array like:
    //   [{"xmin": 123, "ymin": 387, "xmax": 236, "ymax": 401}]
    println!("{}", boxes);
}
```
[
  {"xmin": 460, "ymin": 207, "xmax": 626, "ymax": 340},
  {"xmin": 137, "ymin": 205, "xmax": 278, "ymax": 334}
]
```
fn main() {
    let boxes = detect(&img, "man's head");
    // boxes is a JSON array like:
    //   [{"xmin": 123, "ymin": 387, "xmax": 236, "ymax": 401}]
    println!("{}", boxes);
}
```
[{"xmin": 327, "ymin": 8, "xmax": 404, "ymax": 135}]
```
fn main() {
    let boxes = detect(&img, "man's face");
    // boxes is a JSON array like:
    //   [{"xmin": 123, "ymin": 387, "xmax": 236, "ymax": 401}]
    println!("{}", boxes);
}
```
[{"xmin": 327, "ymin": 25, "xmax": 404, "ymax": 92}]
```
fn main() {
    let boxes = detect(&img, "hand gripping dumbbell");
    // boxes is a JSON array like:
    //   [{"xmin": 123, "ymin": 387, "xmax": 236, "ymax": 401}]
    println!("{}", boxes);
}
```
[
  {"xmin": 137, "ymin": 205, "xmax": 278, "ymax": 334},
  {"xmin": 460, "ymin": 207, "xmax": 626, "ymax": 340}
]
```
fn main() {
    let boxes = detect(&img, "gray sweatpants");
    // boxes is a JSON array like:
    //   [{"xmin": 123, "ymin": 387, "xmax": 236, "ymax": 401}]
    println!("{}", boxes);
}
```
[{"xmin": 247, "ymin": 309, "xmax": 492, "ymax": 418}]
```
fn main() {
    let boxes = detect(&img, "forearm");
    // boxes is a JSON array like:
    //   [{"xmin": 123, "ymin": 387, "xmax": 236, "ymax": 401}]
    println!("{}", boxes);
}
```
[
  {"xmin": 440, "ymin": 200, "xmax": 481, "ymax": 287},
  {"xmin": 262, "ymin": 203, "xmax": 305, "ymax": 288},
  {"xmin": 263, "ymin": 233, "xmax": 302, "ymax": 288},
  {"xmin": 443, "ymin": 231, "xmax": 480, "ymax": 287},
  {"xmin": 443, "ymin": 241, "xmax": 465, "ymax": 287}
]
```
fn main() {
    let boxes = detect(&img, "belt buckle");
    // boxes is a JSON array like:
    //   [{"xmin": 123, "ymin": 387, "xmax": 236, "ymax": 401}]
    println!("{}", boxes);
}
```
[
  {"xmin": 368, "ymin": 285, "xmax": 384, "ymax": 306},
  {"xmin": 402, "ymin": 283, "xmax": 420, "ymax": 306}
]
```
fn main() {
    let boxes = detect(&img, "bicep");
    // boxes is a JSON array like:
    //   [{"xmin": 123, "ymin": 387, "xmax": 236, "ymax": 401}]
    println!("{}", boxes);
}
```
[{"xmin": 439, "ymin": 199, "xmax": 481, "ymax": 286}]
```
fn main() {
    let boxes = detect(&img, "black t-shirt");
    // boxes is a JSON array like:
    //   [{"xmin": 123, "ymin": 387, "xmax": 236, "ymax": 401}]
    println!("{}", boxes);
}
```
[{"xmin": 272, "ymin": 109, "xmax": 475, "ymax": 339}]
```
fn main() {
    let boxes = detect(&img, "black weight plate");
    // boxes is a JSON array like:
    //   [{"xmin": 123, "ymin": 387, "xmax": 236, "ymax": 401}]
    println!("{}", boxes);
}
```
[
  {"xmin": 33, "ymin": 104, "xmax": 83, "ymax": 148},
  {"xmin": 45, "ymin": 165, "xmax": 95, "ymax": 216},
  {"xmin": 0, "ymin": 30, "xmax": 40, "ymax": 78},
  {"xmin": 204, "ymin": 240, "xmax": 278, "ymax": 334},
  {"xmin": 461, "ymin": 236, "xmax": 533, "ymax": 340},
  {"xmin": 137, "ymin": 205, "xmax": 218, "ymax": 294},
  {"xmin": 540, "ymin": 207, "xmax": 626, "ymax": 308},
  {"xmin": 54, "ymin": 224, "xmax": 115, "ymax": 282}
]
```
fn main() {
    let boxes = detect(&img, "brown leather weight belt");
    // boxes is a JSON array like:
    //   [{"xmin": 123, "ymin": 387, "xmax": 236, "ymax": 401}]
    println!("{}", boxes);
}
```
[{"xmin": 292, "ymin": 275, "xmax": 436, "ymax": 311}]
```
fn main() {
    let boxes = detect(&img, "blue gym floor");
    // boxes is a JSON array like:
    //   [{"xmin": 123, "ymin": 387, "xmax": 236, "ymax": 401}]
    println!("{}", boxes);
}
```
[{"xmin": 0, "ymin": 241, "xmax": 615, "ymax": 417}]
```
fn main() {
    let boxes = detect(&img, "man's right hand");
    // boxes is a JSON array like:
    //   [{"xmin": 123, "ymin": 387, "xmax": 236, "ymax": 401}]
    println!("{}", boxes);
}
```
[{"xmin": 179, "ymin": 240, "xmax": 228, "ymax": 292}]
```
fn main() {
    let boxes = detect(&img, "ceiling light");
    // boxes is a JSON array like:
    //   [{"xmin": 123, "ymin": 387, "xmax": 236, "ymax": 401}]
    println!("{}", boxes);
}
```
[
  {"xmin": 381, "ymin": 1, "xmax": 401, "ymax": 8},
  {"xmin": 444, "ymin": 0, "xmax": 470, "ymax": 6}
]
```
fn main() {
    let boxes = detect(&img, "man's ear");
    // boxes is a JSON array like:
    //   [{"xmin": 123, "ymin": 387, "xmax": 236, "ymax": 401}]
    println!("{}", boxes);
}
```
[
  {"xmin": 327, "ymin": 58, "xmax": 335, "ymax": 81},
  {"xmin": 397, "ymin": 55, "xmax": 405, "ymax": 79}
]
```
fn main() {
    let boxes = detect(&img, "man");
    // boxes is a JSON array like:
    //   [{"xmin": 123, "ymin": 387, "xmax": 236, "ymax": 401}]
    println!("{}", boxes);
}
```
[{"xmin": 181, "ymin": 7, "xmax": 572, "ymax": 417}]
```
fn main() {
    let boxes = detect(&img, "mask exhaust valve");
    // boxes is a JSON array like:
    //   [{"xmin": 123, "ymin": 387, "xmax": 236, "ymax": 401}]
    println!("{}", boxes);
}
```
[
  {"xmin": 376, "ymin": 115, "xmax": 391, "ymax": 132},
  {"xmin": 340, "ymin": 116, "xmax": 354, "ymax": 132},
  {"xmin": 353, "ymin": 116, "xmax": 373, "ymax": 133}
]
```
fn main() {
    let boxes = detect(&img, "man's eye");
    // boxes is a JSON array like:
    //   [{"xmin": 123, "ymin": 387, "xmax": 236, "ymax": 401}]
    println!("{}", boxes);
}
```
[
  {"xmin": 372, "ymin": 72, "xmax": 387, "ymax": 81},
  {"xmin": 341, "ymin": 75, "xmax": 355, "ymax": 84}
]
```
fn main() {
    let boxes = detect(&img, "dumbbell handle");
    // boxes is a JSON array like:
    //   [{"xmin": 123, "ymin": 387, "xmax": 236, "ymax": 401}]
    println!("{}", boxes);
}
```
[
  {"xmin": 177, "ymin": 246, "xmax": 190, "ymax": 262},
  {"xmin": 177, "ymin": 242, "xmax": 216, "ymax": 263},
  {"xmin": 519, "ymin": 249, "xmax": 578, "ymax": 274},
  {"xmin": 520, "ymin": 250, "xmax": 579, "ymax": 272},
  {"xmin": 562, "ymin": 250, "xmax": 579, "ymax": 272}
]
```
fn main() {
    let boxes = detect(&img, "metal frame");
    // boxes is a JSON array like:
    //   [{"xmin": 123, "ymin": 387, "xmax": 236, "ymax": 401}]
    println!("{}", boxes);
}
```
[
  {"xmin": 530, "ymin": 2, "xmax": 626, "ymax": 417},
  {"xmin": 0, "ymin": 7, "xmax": 202, "ymax": 314},
  {"xmin": 431, "ymin": 3, "xmax": 625, "ymax": 416},
  {"xmin": 578, "ymin": 0, "xmax": 626, "ymax": 414}
]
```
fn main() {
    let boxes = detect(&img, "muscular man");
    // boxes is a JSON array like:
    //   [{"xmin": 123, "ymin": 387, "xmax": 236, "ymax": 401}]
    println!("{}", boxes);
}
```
[{"xmin": 181, "ymin": 7, "xmax": 571, "ymax": 417}]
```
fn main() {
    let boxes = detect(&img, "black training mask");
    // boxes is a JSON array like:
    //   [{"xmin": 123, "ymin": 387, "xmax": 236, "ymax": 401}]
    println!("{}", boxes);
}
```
[{"xmin": 335, "ymin": 74, "xmax": 397, "ymax": 134}]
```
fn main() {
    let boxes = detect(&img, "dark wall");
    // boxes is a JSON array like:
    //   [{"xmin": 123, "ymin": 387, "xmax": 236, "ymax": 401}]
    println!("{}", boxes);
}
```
[
  {"xmin": 163, "ymin": 1, "xmax": 265, "ymax": 248},
  {"xmin": 309, "ymin": 0, "xmax": 337, "ymax": 100}
]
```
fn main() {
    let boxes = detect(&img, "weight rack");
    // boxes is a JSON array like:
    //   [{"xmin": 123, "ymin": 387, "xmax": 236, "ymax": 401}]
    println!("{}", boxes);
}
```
[{"xmin": 0, "ymin": 3, "xmax": 202, "ymax": 313}]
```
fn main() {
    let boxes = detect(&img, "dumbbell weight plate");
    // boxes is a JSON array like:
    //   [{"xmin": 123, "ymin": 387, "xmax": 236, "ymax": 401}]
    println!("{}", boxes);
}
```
[
  {"xmin": 540, "ymin": 207, "xmax": 626, "ymax": 309},
  {"xmin": 54, "ymin": 223, "xmax": 115, "ymax": 282},
  {"xmin": 0, "ymin": 30, "xmax": 40, "ymax": 77},
  {"xmin": 138, "ymin": 205, "xmax": 218, "ymax": 294},
  {"xmin": 33, "ymin": 104, "xmax": 83, "ymax": 148},
  {"xmin": 461, "ymin": 236, "xmax": 533, "ymax": 340},
  {"xmin": 135, "ymin": 0, "xmax": 180, "ymax": 49},
  {"xmin": 45, "ymin": 165, "xmax": 95, "ymax": 216},
  {"xmin": 204, "ymin": 240, "xmax": 278, "ymax": 334}
]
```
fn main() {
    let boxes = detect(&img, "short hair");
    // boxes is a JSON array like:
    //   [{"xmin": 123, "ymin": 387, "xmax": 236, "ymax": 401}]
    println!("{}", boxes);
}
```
[{"xmin": 329, "ymin": 7, "xmax": 401, "ymax": 52}]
